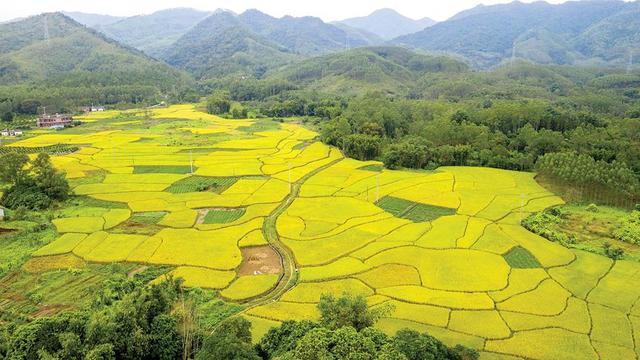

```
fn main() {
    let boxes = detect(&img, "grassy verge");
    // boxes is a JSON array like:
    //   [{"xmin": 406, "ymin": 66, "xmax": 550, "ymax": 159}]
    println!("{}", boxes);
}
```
[{"xmin": 523, "ymin": 204, "xmax": 640, "ymax": 261}]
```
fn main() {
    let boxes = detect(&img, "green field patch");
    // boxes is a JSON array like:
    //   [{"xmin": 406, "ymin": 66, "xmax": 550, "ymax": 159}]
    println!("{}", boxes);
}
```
[
  {"xmin": 166, "ymin": 176, "xmax": 237, "ymax": 194},
  {"xmin": 133, "ymin": 165, "xmax": 195, "ymax": 174},
  {"xmin": 503, "ymin": 246, "xmax": 541, "ymax": 268},
  {"xmin": 292, "ymin": 142, "xmax": 310, "ymax": 150},
  {"xmin": 237, "ymin": 120, "xmax": 280, "ymax": 133},
  {"xmin": 110, "ymin": 222, "xmax": 165, "ymax": 236},
  {"xmin": 70, "ymin": 196, "xmax": 129, "ymax": 209},
  {"xmin": 202, "ymin": 208, "xmax": 246, "ymax": 224},
  {"xmin": 376, "ymin": 196, "xmax": 456, "ymax": 222},
  {"xmin": 358, "ymin": 164, "xmax": 384, "ymax": 172},
  {"xmin": 129, "ymin": 212, "xmax": 167, "ymax": 225},
  {"xmin": 0, "ymin": 144, "xmax": 78, "ymax": 155},
  {"xmin": 68, "ymin": 171, "xmax": 107, "ymax": 188}
]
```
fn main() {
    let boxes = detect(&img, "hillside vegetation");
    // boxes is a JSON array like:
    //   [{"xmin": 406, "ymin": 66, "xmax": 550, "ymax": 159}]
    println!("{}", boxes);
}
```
[
  {"xmin": 0, "ymin": 13, "xmax": 192, "ymax": 113},
  {"xmin": 162, "ymin": 11, "xmax": 299, "ymax": 80}
]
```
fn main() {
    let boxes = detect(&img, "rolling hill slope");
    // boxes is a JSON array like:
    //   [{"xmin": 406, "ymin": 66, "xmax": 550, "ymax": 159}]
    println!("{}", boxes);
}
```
[
  {"xmin": 0, "ymin": 13, "xmax": 192, "ymax": 108},
  {"xmin": 266, "ymin": 46, "xmax": 468, "ymax": 95}
]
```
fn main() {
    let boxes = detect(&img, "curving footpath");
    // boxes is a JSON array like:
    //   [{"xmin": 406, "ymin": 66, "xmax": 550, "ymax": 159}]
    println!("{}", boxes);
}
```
[{"xmin": 240, "ymin": 154, "xmax": 344, "ymax": 310}]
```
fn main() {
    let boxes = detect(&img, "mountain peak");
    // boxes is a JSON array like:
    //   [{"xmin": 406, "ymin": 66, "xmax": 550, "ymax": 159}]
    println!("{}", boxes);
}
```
[{"xmin": 337, "ymin": 8, "xmax": 436, "ymax": 40}]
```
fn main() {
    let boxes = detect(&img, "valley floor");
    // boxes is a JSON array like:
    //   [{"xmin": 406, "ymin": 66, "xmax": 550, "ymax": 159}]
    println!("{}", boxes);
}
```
[{"xmin": 1, "ymin": 104, "xmax": 639, "ymax": 360}]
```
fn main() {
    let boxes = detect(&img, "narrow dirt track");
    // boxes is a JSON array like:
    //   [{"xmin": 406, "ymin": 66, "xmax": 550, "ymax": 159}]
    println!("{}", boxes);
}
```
[{"xmin": 238, "ymin": 155, "xmax": 343, "ymax": 309}]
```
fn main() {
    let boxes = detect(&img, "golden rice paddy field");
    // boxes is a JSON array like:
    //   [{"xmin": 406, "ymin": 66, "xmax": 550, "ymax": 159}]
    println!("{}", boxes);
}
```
[{"xmin": 13, "ymin": 104, "xmax": 640, "ymax": 360}]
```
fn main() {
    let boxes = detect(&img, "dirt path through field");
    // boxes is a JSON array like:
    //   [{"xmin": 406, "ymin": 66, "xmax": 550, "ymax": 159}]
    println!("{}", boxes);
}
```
[{"xmin": 237, "ymin": 153, "xmax": 343, "ymax": 310}]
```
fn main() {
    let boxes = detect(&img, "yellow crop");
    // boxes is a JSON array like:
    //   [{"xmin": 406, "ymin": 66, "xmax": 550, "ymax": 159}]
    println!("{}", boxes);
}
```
[
  {"xmin": 170, "ymin": 267, "xmax": 236, "ymax": 289},
  {"xmin": 33, "ymin": 233, "xmax": 87, "ymax": 256},
  {"xmin": 220, "ymin": 275, "xmax": 279, "ymax": 301}
]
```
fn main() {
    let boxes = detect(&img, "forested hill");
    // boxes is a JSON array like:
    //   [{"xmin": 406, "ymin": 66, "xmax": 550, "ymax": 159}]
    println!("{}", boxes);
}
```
[
  {"xmin": 0, "ymin": 13, "xmax": 192, "ymax": 112},
  {"xmin": 264, "ymin": 46, "xmax": 468, "ymax": 96},
  {"xmin": 161, "ymin": 11, "xmax": 299, "ymax": 81},
  {"xmin": 394, "ymin": 0, "xmax": 640, "ymax": 69},
  {"xmin": 237, "ymin": 9, "xmax": 377, "ymax": 56},
  {"xmin": 160, "ymin": 9, "xmax": 385, "ymax": 80}
]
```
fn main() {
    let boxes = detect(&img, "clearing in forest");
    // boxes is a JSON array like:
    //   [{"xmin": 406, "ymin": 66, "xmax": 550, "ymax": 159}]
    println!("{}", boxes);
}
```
[{"xmin": 12, "ymin": 104, "xmax": 640, "ymax": 360}]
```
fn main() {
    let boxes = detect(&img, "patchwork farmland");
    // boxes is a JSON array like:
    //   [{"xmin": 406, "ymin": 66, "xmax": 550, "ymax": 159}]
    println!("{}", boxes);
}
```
[{"xmin": 7, "ymin": 105, "xmax": 640, "ymax": 359}]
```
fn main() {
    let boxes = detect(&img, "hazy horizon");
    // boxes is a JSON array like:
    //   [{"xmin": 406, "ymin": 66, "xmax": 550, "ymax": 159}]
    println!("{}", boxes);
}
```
[{"xmin": 1, "ymin": 0, "xmax": 584, "ymax": 23}]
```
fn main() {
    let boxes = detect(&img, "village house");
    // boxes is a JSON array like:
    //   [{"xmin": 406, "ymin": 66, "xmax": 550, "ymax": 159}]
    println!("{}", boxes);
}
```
[
  {"xmin": 0, "ymin": 207, "xmax": 5, "ymax": 221},
  {"xmin": 37, "ymin": 114, "xmax": 73, "ymax": 128},
  {"xmin": 0, "ymin": 129, "xmax": 23, "ymax": 137},
  {"xmin": 81, "ymin": 106, "xmax": 105, "ymax": 113}
]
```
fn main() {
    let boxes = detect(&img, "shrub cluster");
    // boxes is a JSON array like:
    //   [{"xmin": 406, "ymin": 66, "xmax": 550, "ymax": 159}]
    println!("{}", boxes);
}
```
[{"xmin": 0, "ymin": 153, "xmax": 70, "ymax": 210}]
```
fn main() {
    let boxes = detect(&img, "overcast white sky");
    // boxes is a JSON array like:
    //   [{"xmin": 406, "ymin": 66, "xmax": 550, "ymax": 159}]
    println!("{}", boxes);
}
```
[{"xmin": 0, "ymin": 0, "xmax": 585, "ymax": 23}]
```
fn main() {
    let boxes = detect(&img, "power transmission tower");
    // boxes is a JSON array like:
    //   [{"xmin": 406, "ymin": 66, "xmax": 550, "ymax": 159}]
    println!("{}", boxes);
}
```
[
  {"xmin": 628, "ymin": 51, "xmax": 634, "ymax": 74},
  {"xmin": 43, "ymin": 15, "xmax": 50, "ymax": 44}
]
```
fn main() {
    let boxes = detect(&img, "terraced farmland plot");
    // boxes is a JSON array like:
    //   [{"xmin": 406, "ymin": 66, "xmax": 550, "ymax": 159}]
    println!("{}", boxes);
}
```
[{"xmin": 17, "ymin": 104, "xmax": 640, "ymax": 360}]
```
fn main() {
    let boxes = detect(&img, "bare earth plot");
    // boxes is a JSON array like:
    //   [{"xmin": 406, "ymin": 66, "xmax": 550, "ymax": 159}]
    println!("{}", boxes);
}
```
[{"xmin": 14, "ymin": 104, "xmax": 640, "ymax": 360}]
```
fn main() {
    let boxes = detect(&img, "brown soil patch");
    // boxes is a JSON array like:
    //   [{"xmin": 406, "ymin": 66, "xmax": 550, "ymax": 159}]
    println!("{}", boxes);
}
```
[
  {"xmin": 238, "ymin": 246, "xmax": 283, "ymax": 276},
  {"xmin": 23, "ymin": 254, "xmax": 86, "ymax": 274},
  {"xmin": 196, "ymin": 209, "xmax": 209, "ymax": 224}
]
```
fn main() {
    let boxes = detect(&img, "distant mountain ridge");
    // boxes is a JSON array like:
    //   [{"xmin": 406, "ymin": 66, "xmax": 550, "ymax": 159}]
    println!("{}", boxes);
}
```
[
  {"xmin": 394, "ymin": 0, "xmax": 640, "ymax": 69},
  {"xmin": 162, "ymin": 9, "xmax": 382, "ymax": 80},
  {"xmin": 63, "ymin": 12, "xmax": 124, "ymax": 27},
  {"xmin": 91, "ymin": 8, "xmax": 212, "ymax": 57},
  {"xmin": 337, "ymin": 9, "xmax": 436, "ymax": 40},
  {"xmin": 236, "ymin": 9, "xmax": 378, "ymax": 55}
]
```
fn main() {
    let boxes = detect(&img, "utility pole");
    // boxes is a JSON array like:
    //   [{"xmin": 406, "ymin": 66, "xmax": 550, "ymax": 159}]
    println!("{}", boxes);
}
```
[
  {"xmin": 376, "ymin": 173, "xmax": 380, "ymax": 202},
  {"xmin": 519, "ymin": 193, "xmax": 526, "ymax": 225},
  {"xmin": 288, "ymin": 162, "xmax": 292, "ymax": 193},
  {"xmin": 189, "ymin": 150, "xmax": 194, "ymax": 174}
]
